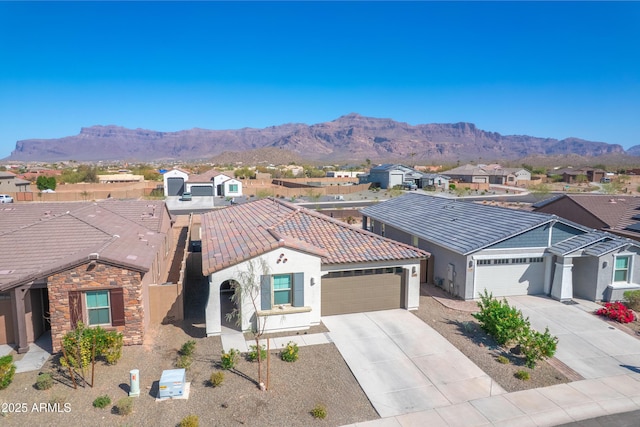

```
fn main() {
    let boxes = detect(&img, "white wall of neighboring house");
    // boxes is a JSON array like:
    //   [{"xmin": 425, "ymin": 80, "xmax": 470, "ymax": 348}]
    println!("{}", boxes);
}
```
[
  {"xmin": 222, "ymin": 178, "xmax": 243, "ymax": 197},
  {"xmin": 205, "ymin": 249, "xmax": 322, "ymax": 336},
  {"xmin": 163, "ymin": 169, "xmax": 189, "ymax": 196}
]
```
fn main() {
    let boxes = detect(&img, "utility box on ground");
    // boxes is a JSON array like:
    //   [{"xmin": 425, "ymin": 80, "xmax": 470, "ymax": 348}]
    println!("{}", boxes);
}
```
[{"xmin": 158, "ymin": 368, "xmax": 186, "ymax": 398}]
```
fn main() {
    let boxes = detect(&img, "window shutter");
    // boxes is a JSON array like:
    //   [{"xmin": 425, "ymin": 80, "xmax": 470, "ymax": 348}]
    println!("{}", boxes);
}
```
[
  {"xmin": 292, "ymin": 272, "xmax": 304, "ymax": 307},
  {"xmin": 260, "ymin": 275, "xmax": 271, "ymax": 310},
  {"xmin": 110, "ymin": 288, "xmax": 126, "ymax": 327},
  {"xmin": 68, "ymin": 291, "xmax": 81, "ymax": 328}
]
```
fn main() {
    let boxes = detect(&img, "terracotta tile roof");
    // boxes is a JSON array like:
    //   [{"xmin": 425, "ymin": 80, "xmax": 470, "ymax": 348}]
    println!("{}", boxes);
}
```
[
  {"xmin": 0, "ymin": 200, "xmax": 169, "ymax": 290},
  {"xmin": 188, "ymin": 169, "xmax": 230, "ymax": 182},
  {"xmin": 201, "ymin": 198, "xmax": 428, "ymax": 275}
]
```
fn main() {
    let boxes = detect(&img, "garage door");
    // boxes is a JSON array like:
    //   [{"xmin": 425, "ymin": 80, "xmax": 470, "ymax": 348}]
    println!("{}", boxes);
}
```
[
  {"xmin": 474, "ymin": 259, "xmax": 545, "ymax": 297},
  {"xmin": 321, "ymin": 271, "xmax": 404, "ymax": 316},
  {"xmin": 167, "ymin": 177, "xmax": 185, "ymax": 196},
  {"xmin": 190, "ymin": 185, "xmax": 214, "ymax": 196}
]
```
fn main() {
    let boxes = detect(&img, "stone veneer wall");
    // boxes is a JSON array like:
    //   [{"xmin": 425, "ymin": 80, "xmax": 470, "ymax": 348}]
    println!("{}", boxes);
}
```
[{"xmin": 48, "ymin": 263, "xmax": 144, "ymax": 352}]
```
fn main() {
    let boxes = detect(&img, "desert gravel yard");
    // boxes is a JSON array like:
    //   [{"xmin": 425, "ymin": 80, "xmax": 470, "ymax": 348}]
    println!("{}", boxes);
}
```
[
  {"xmin": 6, "ymin": 287, "xmax": 627, "ymax": 426},
  {"xmin": 0, "ymin": 322, "xmax": 378, "ymax": 427}
]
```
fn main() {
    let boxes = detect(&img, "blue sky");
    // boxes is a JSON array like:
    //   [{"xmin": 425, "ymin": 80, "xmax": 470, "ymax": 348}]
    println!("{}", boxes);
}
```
[{"xmin": 1, "ymin": 1, "xmax": 639, "ymax": 158}]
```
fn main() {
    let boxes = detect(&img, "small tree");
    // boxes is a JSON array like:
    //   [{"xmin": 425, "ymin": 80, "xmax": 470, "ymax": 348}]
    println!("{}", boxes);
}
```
[
  {"xmin": 36, "ymin": 175, "xmax": 56, "ymax": 191},
  {"xmin": 226, "ymin": 258, "xmax": 272, "ymax": 390}
]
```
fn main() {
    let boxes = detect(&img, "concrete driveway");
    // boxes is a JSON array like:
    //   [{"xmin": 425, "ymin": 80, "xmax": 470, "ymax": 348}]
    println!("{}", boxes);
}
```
[
  {"xmin": 322, "ymin": 309, "xmax": 506, "ymax": 418},
  {"xmin": 507, "ymin": 295, "xmax": 640, "ymax": 379}
]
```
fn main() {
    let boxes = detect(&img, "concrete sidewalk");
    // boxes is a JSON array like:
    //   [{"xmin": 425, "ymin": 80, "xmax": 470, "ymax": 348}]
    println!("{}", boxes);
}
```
[{"xmin": 344, "ymin": 374, "xmax": 640, "ymax": 426}]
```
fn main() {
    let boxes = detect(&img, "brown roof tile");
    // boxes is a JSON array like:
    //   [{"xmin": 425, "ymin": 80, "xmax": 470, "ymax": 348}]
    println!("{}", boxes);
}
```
[
  {"xmin": 0, "ymin": 200, "xmax": 169, "ymax": 290},
  {"xmin": 201, "ymin": 198, "xmax": 428, "ymax": 275}
]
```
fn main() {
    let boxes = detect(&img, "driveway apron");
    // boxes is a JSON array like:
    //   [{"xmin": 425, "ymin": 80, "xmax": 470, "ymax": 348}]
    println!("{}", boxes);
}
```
[
  {"xmin": 322, "ymin": 309, "xmax": 506, "ymax": 418},
  {"xmin": 507, "ymin": 295, "xmax": 640, "ymax": 379}
]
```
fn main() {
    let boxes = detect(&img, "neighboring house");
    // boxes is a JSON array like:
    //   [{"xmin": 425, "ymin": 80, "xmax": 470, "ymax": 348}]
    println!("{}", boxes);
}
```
[
  {"xmin": 186, "ymin": 169, "xmax": 241, "ymax": 197},
  {"xmin": 0, "ymin": 200, "xmax": 176, "ymax": 353},
  {"xmin": 98, "ymin": 173, "xmax": 144, "ymax": 183},
  {"xmin": 421, "ymin": 173, "xmax": 451, "ymax": 191},
  {"xmin": 361, "ymin": 193, "xmax": 640, "ymax": 303},
  {"xmin": 551, "ymin": 167, "xmax": 607, "ymax": 184},
  {"xmin": 359, "ymin": 164, "xmax": 425, "ymax": 189},
  {"xmin": 0, "ymin": 171, "xmax": 31, "ymax": 193},
  {"xmin": 200, "ymin": 198, "xmax": 428, "ymax": 337},
  {"xmin": 163, "ymin": 168, "xmax": 189, "ymax": 196},
  {"xmin": 444, "ymin": 164, "xmax": 531, "ymax": 185},
  {"xmin": 219, "ymin": 177, "xmax": 242, "ymax": 198},
  {"xmin": 533, "ymin": 194, "xmax": 640, "ymax": 242},
  {"xmin": 326, "ymin": 171, "xmax": 366, "ymax": 178}
]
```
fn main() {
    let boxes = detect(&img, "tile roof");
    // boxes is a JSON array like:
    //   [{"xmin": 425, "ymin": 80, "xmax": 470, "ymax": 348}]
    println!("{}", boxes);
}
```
[
  {"xmin": 189, "ymin": 169, "xmax": 230, "ymax": 182},
  {"xmin": 201, "ymin": 198, "xmax": 428, "ymax": 275},
  {"xmin": 0, "ymin": 200, "xmax": 169, "ymax": 290},
  {"xmin": 361, "ymin": 193, "xmax": 589, "ymax": 255},
  {"xmin": 548, "ymin": 231, "xmax": 612, "ymax": 256},
  {"xmin": 534, "ymin": 194, "xmax": 640, "ymax": 239}
]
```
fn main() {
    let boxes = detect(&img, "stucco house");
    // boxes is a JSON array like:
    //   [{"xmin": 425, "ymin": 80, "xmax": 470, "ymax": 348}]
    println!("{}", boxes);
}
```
[
  {"xmin": 359, "ymin": 164, "xmax": 425, "ymax": 189},
  {"xmin": 186, "ymin": 169, "xmax": 242, "ymax": 197},
  {"xmin": 0, "ymin": 171, "xmax": 31, "ymax": 193},
  {"xmin": 200, "ymin": 198, "xmax": 428, "ymax": 337},
  {"xmin": 218, "ymin": 177, "xmax": 243, "ymax": 198},
  {"xmin": 444, "ymin": 164, "xmax": 531, "ymax": 185},
  {"xmin": 163, "ymin": 168, "xmax": 190, "ymax": 196},
  {"xmin": 0, "ymin": 200, "xmax": 177, "ymax": 353},
  {"xmin": 361, "ymin": 193, "xmax": 640, "ymax": 303}
]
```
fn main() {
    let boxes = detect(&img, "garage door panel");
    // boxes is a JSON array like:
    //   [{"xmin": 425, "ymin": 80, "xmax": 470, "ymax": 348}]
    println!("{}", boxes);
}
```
[
  {"xmin": 322, "ymin": 273, "xmax": 402, "ymax": 316},
  {"xmin": 167, "ymin": 178, "xmax": 184, "ymax": 196},
  {"xmin": 475, "ymin": 262, "xmax": 545, "ymax": 298},
  {"xmin": 190, "ymin": 185, "xmax": 214, "ymax": 196}
]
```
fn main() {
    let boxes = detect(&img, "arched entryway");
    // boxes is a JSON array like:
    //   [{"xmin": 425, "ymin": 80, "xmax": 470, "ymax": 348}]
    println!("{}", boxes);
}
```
[{"xmin": 220, "ymin": 280, "xmax": 240, "ymax": 331}]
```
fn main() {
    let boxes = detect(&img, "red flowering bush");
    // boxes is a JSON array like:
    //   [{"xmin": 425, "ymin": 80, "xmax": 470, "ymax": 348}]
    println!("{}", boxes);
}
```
[{"xmin": 596, "ymin": 302, "xmax": 636, "ymax": 323}]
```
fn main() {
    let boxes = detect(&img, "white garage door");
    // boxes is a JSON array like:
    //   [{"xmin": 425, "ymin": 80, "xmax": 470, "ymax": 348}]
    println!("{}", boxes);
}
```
[{"xmin": 474, "ymin": 259, "xmax": 545, "ymax": 297}]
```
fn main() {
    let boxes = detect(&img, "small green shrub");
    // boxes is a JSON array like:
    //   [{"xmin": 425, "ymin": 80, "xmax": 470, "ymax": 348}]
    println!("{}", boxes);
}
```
[
  {"xmin": 210, "ymin": 371, "xmax": 224, "ymax": 387},
  {"xmin": 93, "ymin": 395, "xmax": 111, "ymax": 409},
  {"xmin": 179, "ymin": 340, "xmax": 197, "ymax": 357},
  {"xmin": 624, "ymin": 290, "xmax": 640, "ymax": 311},
  {"xmin": 0, "ymin": 355, "xmax": 16, "ymax": 390},
  {"xmin": 310, "ymin": 403, "xmax": 327, "ymax": 419},
  {"xmin": 515, "ymin": 370, "xmax": 530, "ymax": 381},
  {"xmin": 246, "ymin": 344, "xmax": 267, "ymax": 362},
  {"xmin": 35, "ymin": 372, "xmax": 54, "ymax": 390},
  {"xmin": 115, "ymin": 397, "xmax": 134, "ymax": 416},
  {"xmin": 180, "ymin": 415, "xmax": 199, "ymax": 427},
  {"xmin": 175, "ymin": 354, "xmax": 192, "ymax": 370},
  {"xmin": 281, "ymin": 341, "xmax": 299, "ymax": 362},
  {"xmin": 496, "ymin": 355, "xmax": 510, "ymax": 365},
  {"xmin": 519, "ymin": 327, "xmax": 558, "ymax": 369},
  {"xmin": 472, "ymin": 290, "xmax": 529, "ymax": 346},
  {"xmin": 220, "ymin": 348, "xmax": 239, "ymax": 370}
]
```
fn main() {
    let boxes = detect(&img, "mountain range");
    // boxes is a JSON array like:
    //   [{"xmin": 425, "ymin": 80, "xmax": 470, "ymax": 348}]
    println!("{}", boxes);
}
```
[{"xmin": 5, "ymin": 113, "xmax": 632, "ymax": 163}]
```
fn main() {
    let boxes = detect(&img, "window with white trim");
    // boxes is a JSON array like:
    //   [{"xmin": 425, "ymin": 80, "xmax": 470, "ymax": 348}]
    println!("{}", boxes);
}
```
[
  {"xmin": 614, "ymin": 256, "xmax": 631, "ymax": 282},
  {"xmin": 86, "ymin": 290, "xmax": 111, "ymax": 326},
  {"xmin": 228, "ymin": 184, "xmax": 239, "ymax": 193},
  {"xmin": 477, "ymin": 259, "xmax": 491, "ymax": 265}
]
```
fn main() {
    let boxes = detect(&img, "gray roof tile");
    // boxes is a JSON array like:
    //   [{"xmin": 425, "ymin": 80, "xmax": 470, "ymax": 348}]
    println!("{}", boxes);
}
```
[{"xmin": 361, "ymin": 193, "xmax": 586, "ymax": 255}]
